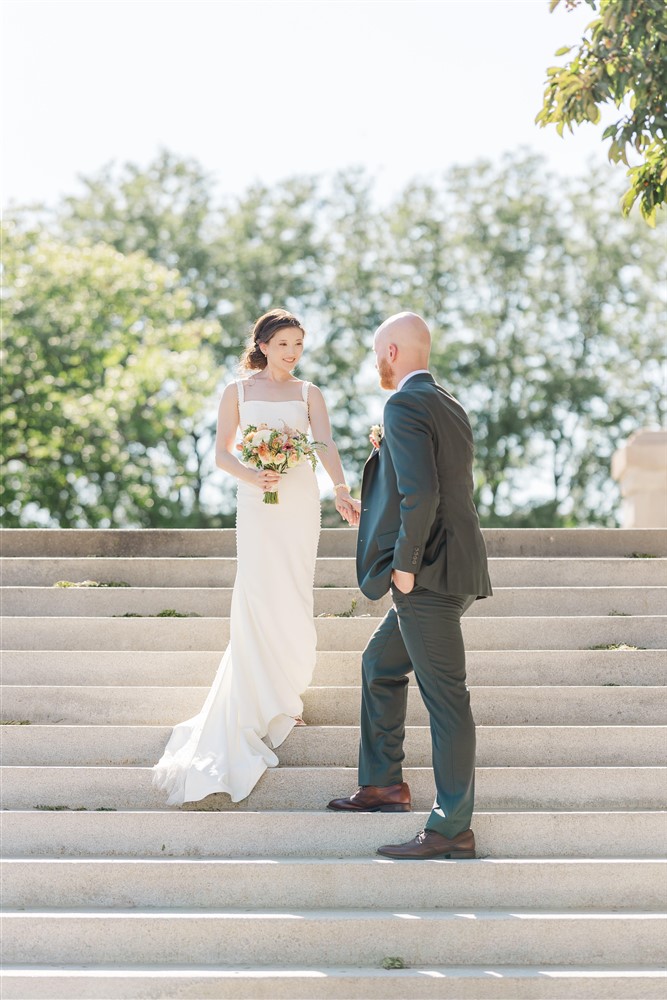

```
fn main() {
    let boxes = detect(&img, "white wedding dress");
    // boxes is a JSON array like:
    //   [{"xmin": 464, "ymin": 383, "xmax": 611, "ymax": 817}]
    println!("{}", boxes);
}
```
[{"xmin": 152, "ymin": 379, "xmax": 321, "ymax": 804}]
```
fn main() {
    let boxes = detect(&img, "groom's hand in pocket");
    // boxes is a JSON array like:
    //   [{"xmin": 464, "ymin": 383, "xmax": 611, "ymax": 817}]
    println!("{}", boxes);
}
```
[{"xmin": 392, "ymin": 569, "xmax": 415, "ymax": 594}]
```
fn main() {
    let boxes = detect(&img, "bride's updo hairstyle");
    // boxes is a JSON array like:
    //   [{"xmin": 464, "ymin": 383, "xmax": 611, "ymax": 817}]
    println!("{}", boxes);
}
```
[{"xmin": 239, "ymin": 309, "xmax": 306, "ymax": 371}]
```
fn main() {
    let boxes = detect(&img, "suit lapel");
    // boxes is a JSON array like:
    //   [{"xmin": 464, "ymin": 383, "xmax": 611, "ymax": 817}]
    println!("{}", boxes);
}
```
[{"xmin": 360, "ymin": 448, "xmax": 379, "ymax": 499}]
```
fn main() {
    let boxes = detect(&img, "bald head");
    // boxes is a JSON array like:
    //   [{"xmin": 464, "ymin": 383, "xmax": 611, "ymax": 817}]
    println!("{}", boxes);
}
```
[{"xmin": 373, "ymin": 312, "xmax": 431, "ymax": 390}]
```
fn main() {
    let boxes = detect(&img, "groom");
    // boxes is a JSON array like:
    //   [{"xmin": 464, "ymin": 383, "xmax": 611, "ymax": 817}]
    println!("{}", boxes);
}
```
[{"xmin": 328, "ymin": 312, "xmax": 492, "ymax": 859}]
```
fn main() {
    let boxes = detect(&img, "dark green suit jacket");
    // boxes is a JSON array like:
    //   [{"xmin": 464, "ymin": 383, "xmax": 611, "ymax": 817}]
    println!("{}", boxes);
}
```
[{"xmin": 356, "ymin": 373, "xmax": 492, "ymax": 602}]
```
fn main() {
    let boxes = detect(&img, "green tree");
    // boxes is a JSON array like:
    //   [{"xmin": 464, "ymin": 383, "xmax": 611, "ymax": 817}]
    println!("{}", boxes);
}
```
[
  {"xmin": 213, "ymin": 175, "xmax": 327, "ymax": 366},
  {"xmin": 6, "ymin": 152, "xmax": 663, "ymax": 528},
  {"xmin": 43, "ymin": 156, "xmax": 331, "ymax": 515},
  {"xmin": 386, "ymin": 154, "xmax": 666, "ymax": 525},
  {"xmin": 537, "ymin": 0, "xmax": 667, "ymax": 225},
  {"xmin": 57, "ymin": 149, "xmax": 220, "ymax": 315},
  {"xmin": 54, "ymin": 152, "xmax": 328, "ymax": 367},
  {"xmin": 302, "ymin": 168, "xmax": 392, "ymax": 472},
  {"xmin": 1, "ymin": 223, "xmax": 223, "ymax": 527}
]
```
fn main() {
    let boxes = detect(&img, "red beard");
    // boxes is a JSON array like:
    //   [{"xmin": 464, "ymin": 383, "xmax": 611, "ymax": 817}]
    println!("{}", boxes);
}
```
[{"xmin": 378, "ymin": 358, "xmax": 396, "ymax": 390}]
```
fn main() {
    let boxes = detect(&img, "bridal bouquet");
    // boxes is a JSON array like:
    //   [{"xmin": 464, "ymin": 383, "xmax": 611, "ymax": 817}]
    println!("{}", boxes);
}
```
[{"xmin": 238, "ymin": 423, "xmax": 324, "ymax": 504}]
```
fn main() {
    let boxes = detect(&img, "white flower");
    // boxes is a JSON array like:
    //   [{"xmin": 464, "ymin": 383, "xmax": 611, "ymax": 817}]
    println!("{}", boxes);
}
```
[
  {"xmin": 369, "ymin": 424, "xmax": 384, "ymax": 449},
  {"xmin": 251, "ymin": 429, "xmax": 272, "ymax": 445}
]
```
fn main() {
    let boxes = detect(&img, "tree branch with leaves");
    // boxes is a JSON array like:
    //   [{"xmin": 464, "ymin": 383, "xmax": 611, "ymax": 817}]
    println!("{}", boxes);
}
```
[{"xmin": 536, "ymin": 0, "xmax": 667, "ymax": 225}]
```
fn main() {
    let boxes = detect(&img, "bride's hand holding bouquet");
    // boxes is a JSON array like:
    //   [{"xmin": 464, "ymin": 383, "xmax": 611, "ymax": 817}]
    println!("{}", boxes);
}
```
[{"xmin": 238, "ymin": 423, "xmax": 325, "ymax": 504}]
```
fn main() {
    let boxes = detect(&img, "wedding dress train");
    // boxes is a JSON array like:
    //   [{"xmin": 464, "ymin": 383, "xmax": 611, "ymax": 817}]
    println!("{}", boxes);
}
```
[{"xmin": 152, "ymin": 380, "xmax": 321, "ymax": 804}]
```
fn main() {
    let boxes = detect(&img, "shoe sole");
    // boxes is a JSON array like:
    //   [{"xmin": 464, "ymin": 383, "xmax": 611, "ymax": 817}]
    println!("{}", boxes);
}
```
[
  {"xmin": 327, "ymin": 803, "xmax": 412, "ymax": 813},
  {"xmin": 376, "ymin": 848, "xmax": 476, "ymax": 859}
]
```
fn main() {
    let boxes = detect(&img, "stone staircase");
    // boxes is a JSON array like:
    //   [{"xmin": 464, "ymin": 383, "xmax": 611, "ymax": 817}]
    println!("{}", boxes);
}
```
[{"xmin": 1, "ymin": 527, "xmax": 666, "ymax": 999}]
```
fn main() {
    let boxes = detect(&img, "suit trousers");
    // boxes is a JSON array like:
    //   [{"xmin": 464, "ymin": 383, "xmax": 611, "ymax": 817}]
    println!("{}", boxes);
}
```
[{"xmin": 358, "ymin": 585, "xmax": 476, "ymax": 838}]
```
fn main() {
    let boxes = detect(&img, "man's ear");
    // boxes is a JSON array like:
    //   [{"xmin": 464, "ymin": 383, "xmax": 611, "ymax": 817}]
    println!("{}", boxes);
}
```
[{"xmin": 388, "ymin": 343, "xmax": 398, "ymax": 362}]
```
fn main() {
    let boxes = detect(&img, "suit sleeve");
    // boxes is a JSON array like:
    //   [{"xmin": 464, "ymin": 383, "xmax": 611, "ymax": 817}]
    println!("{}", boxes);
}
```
[{"xmin": 383, "ymin": 393, "xmax": 439, "ymax": 574}]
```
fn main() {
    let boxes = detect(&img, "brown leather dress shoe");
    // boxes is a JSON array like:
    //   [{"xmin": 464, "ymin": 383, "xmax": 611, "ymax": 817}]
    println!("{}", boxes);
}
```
[
  {"xmin": 377, "ymin": 828, "xmax": 475, "ymax": 859},
  {"xmin": 327, "ymin": 782, "xmax": 411, "ymax": 813}
]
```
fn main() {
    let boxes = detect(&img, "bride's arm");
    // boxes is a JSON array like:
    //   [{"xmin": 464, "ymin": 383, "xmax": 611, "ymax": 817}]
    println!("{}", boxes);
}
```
[
  {"xmin": 308, "ymin": 385, "xmax": 361, "ymax": 524},
  {"xmin": 215, "ymin": 384, "xmax": 280, "ymax": 491}
]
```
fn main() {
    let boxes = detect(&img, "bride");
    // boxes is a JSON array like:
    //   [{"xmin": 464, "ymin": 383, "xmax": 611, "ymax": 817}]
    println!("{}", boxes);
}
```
[{"xmin": 153, "ymin": 309, "xmax": 360, "ymax": 805}]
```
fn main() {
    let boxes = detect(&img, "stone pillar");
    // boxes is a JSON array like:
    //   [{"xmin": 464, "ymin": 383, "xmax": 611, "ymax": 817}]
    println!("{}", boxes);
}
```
[{"xmin": 612, "ymin": 429, "xmax": 667, "ymax": 528}]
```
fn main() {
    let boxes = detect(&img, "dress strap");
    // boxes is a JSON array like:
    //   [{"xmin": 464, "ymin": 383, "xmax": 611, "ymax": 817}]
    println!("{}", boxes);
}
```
[
  {"xmin": 235, "ymin": 380, "xmax": 244, "ymax": 405},
  {"xmin": 301, "ymin": 381, "xmax": 310, "ymax": 403}
]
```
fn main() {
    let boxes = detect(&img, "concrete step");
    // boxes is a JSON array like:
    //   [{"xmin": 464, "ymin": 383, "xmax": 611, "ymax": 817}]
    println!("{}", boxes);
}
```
[
  {"xmin": 4, "ymin": 648, "xmax": 663, "ymax": 687},
  {"xmin": 4, "ymin": 858, "xmax": 665, "ymax": 910},
  {"xmin": 4, "ymin": 725, "xmax": 664, "ymax": 768},
  {"xmin": 3, "ymin": 527, "xmax": 664, "ymax": 1000},
  {"xmin": 3, "ymin": 909, "xmax": 666, "ymax": 967},
  {"xmin": 5, "ymin": 808, "xmax": 665, "ymax": 859},
  {"xmin": 3, "ymin": 765, "xmax": 664, "ymax": 811},
  {"xmin": 3, "ymin": 966, "xmax": 666, "ymax": 1000},
  {"xmin": 0, "ymin": 528, "xmax": 354, "ymax": 559},
  {"xmin": 3, "ymin": 527, "xmax": 667, "ymax": 558},
  {"xmin": 4, "ymin": 684, "xmax": 665, "ymax": 727},
  {"xmin": 5, "ymin": 585, "xmax": 665, "ymax": 618},
  {"xmin": 3, "ymin": 615, "xmax": 664, "ymax": 650},
  {"xmin": 5, "ymin": 555, "xmax": 666, "ymax": 588}
]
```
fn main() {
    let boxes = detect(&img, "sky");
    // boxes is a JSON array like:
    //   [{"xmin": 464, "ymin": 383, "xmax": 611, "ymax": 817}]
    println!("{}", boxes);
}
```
[{"xmin": 2, "ymin": 0, "xmax": 614, "ymax": 209}]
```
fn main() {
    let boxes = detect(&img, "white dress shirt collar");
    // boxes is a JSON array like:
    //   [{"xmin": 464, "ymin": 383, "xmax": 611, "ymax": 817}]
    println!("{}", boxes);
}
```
[{"xmin": 396, "ymin": 369, "xmax": 431, "ymax": 392}]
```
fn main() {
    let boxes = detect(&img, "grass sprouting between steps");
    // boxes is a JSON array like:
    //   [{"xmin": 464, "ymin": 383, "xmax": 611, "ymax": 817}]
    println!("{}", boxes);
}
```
[
  {"xmin": 113, "ymin": 609, "xmax": 202, "ymax": 618},
  {"xmin": 318, "ymin": 599, "xmax": 359, "ymax": 618},
  {"xmin": 588, "ymin": 642, "xmax": 645, "ymax": 650},
  {"xmin": 34, "ymin": 805, "xmax": 117, "ymax": 811}
]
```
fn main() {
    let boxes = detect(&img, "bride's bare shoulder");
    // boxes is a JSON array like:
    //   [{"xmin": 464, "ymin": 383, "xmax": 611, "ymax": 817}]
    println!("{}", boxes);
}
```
[
  {"xmin": 223, "ymin": 376, "xmax": 256, "ymax": 391},
  {"xmin": 220, "ymin": 380, "xmax": 248, "ymax": 405},
  {"xmin": 304, "ymin": 381, "xmax": 324, "ymax": 396}
]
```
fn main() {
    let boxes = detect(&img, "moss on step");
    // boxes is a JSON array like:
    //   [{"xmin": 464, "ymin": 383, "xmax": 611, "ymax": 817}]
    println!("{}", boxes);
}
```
[{"xmin": 54, "ymin": 580, "xmax": 130, "ymax": 587}]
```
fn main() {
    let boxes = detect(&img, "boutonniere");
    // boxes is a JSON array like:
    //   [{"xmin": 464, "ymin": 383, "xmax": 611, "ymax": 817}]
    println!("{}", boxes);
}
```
[{"xmin": 369, "ymin": 424, "xmax": 384, "ymax": 450}]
